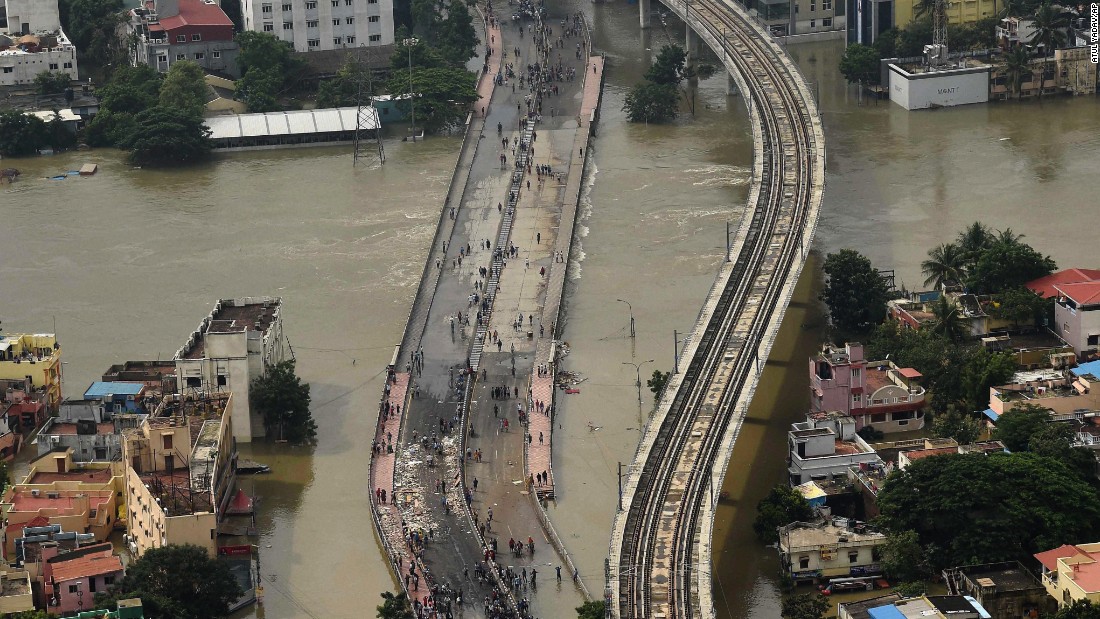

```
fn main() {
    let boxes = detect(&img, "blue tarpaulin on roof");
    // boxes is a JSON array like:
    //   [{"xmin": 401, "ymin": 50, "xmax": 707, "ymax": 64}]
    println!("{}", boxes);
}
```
[
  {"xmin": 983, "ymin": 408, "xmax": 999, "ymax": 421},
  {"xmin": 84, "ymin": 381, "xmax": 144, "ymax": 398},
  {"xmin": 867, "ymin": 605, "xmax": 907, "ymax": 619},
  {"xmin": 1072, "ymin": 360, "xmax": 1100, "ymax": 379}
]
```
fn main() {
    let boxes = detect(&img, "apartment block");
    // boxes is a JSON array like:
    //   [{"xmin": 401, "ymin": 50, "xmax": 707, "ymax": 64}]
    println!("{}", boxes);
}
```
[
  {"xmin": 0, "ymin": 0, "xmax": 78, "ymax": 88},
  {"xmin": 240, "ymin": 0, "xmax": 394, "ymax": 52}
]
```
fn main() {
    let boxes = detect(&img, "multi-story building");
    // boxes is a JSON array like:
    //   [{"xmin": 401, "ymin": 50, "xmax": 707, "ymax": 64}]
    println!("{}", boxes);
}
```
[
  {"xmin": 987, "ymin": 368, "xmax": 1100, "ymax": 421},
  {"xmin": 788, "ymin": 411, "xmax": 883, "ymax": 484},
  {"xmin": 42, "ymin": 542, "xmax": 124, "ymax": 614},
  {"xmin": 947, "ymin": 562, "xmax": 1055, "ymax": 618},
  {"xmin": 0, "ymin": 333, "xmax": 61, "ymax": 413},
  {"xmin": 778, "ymin": 518, "xmax": 885, "ymax": 584},
  {"xmin": 128, "ymin": 0, "xmax": 240, "ymax": 78},
  {"xmin": 744, "ymin": 0, "xmax": 846, "ymax": 37},
  {"xmin": 174, "ymin": 297, "xmax": 285, "ymax": 440},
  {"xmin": 0, "ymin": 0, "xmax": 78, "ymax": 88},
  {"xmin": 122, "ymin": 392, "xmax": 237, "ymax": 557},
  {"xmin": 1035, "ymin": 543, "xmax": 1100, "ymax": 607},
  {"xmin": 240, "ymin": 0, "xmax": 395, "ymax": 53},
  {"xmin": 809, "ymin": 343, "xmax": 926, "ymax": 434},
  {"xmin": 0, "ymin": 471, "xmax": 118, "ymax": 558}
]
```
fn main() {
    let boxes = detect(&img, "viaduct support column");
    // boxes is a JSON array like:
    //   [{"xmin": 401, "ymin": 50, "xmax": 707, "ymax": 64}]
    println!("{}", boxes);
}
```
[
  {"xmin": 640, "ymin": 0, "xmax": 651, "ymax": 28},
  {"xmin": 685, "ymin": 27, "xmax": 700, "ymax": 69}
]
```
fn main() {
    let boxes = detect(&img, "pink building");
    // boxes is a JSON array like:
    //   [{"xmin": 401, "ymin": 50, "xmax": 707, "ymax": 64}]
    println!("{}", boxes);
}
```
[
  {"xmin": 43, "ymin": 542, "xmax": 123, "ymax": 614},
  {"xmin": 809, "ymin": 343, "xmax": 927, "ymax": 434}
]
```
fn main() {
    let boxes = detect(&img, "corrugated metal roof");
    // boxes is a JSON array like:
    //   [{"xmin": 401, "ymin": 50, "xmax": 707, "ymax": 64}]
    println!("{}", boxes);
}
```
[
  {"xmin": 205, "ymin": 107, "xmax": 378, "ymax": 140},
  {"xmin": 84, "ymin": 381, "xmax": 144, "ymax": 398}
]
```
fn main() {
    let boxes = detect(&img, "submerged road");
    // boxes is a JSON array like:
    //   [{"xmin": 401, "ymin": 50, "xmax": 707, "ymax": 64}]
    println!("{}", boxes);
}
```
[{"xmin": 609, "ymin": 0, "xmax": 825, "ymax": 618}]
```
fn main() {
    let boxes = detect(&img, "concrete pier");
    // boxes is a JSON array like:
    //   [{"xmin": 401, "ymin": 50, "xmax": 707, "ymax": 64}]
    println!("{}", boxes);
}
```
[{"xmin": 639, "ymin": 0, "xmax": 652, "ymax": 28}]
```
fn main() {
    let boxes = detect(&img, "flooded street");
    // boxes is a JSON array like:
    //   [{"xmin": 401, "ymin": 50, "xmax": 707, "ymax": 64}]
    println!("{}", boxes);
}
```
[{"xmin": 0, "ymin": 3, "xmax": 1097, "ymax": 618}]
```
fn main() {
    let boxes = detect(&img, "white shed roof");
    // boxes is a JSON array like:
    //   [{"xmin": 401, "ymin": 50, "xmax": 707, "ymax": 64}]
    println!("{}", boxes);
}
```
[{"xmin": 205, "ymin": 106, "xmax": 378, "ymax": 140}]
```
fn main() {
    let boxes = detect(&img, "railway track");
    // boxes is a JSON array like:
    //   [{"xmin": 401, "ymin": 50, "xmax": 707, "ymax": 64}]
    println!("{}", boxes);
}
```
[{"xmin": 612, "ymin": 0, "xmax": 823, "ymax": 617}]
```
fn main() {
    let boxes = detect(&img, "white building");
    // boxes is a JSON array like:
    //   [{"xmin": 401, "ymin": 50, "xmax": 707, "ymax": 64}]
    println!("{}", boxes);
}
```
[
  {"xmin": 174, "ymin": 297, "xmax": 285, "ymax": 441},
  {"xmin": 0, "ymin": 0, "xmax": 78, "ymax": 88},
  {"xmin": 788, "ymin": 411, "xmax": 882, "ymax": 485},
  {"xmin": 888, "ymin": 60, "xmax": 991, "ymax": 110},
  {"xmin": 239, "ymin": 0, "xmax": 394, "ymax": 53}
]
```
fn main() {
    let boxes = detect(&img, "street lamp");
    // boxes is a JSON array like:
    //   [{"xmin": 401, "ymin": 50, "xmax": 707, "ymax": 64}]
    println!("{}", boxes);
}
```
[
  {"xmin": 616, "ymin": 299, "xmax": 635, "ymax": 338},
  {"xmin": 622, "ymin": 360, "xmax": 655, "ymax": 404},
  {"xmin": 402, "ymin": 37, "xmax": 419, "ymax": 142},
  {"xmin": 673, "ymin": 330, "xmax": 691, "ymax": 374}
]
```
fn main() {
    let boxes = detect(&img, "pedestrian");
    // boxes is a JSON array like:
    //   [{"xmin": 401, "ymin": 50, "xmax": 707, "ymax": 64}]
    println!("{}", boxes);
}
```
[{"xmin": 556, "ymin": 566, "xmax": 562, "ymax": 582}]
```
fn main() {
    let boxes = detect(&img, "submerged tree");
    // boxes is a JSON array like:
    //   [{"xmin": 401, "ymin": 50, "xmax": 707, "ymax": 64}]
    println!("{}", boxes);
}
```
[{"xmin": 251, "ymin": 360, "xmax": 316, "ymax": 443}]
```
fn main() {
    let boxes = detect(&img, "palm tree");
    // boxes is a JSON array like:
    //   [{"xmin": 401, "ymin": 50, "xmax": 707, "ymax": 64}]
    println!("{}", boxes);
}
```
[
  {"xmin": 1027, "ymin": 1, "xmax": 1070, "ymax": 96},
  {"xmin": 914, "ymin": 0, "xmax": 937, "ymax": 18},
  {"xmin": 995, "ymin": 227, "xmax": 1025, "ymax": 245},
  {"xmin": 1000, "ymin": 45, "xmax": 1032, "ymax": 99},
  {"xmin": 956, "ymin": 222, "xmax": 994, "ymax": 271},
  {"xmin": 929, "ymin": 295, "xmax": 968, "ymax": 341},
  {"xmin": 921, "ymin": 243, "xmax": 967, "ymax": 290}
]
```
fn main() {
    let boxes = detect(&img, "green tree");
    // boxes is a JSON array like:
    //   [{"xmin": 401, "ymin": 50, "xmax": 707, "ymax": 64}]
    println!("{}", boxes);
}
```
[
  {"xmin": 930, "ymin": 405, "xmax": 981, "ymax": 445},
  {"xmin": 876, "ymin": 452, "xmax": 1100, "ymax": 570},
  {"xmin": 988, "ymin": 286, "xmax": 1049, "ymax": 328},
  {"xmin": 0, "ymin": 110, "xmax": 48, "ymax": 157},
  {"xmin": 83, "ymin": 65, "xmax": 164, "ymax": 147},
  {"xmin": 236, "ymin": 66, "xmax": 282, "ymax": 113},
  {"xmin": 921, "ymin": 243, "xmax": 966, "ymax": 289},
  {"xmin": 873, "ymin": 29, "xmax": 899, "ymax": 59},
  {"xmin": 10, "ymin": 611, "xmax": 51, "ymax": 619},
  {"xmin": 92, "ymin": 545, "xmax": 241, "ymax": 619},
  {"xmin": 838, "ymin": 43, "xmax": 881, "ymax": 85},
  {"xmin": 959, "ymin": 348, "xmax": 1016, "ymax": 411},
  {"xmin": 45, "ymin": 111, "xmax": 77, "ymax": 152},
  {"xmin": 377, "ymin": 591, "xmax": 415, "ymax": 619},
  {"xmin": 251, "ymin": 360, "xmax": 316, "ymax": 443},
  {"xmin": 577, "ymin": 601, "xmax": 606, "ymax": 619},
  {"xmin": 955, "ymin": 222, "xmax": 995, "ymax": 272},
  {"xmin": 993, "ymin": 403, "xmax": 1051, "ymax": 452},
  {"xmin": 896, "ymin": 17, "xmax": 935, "ymax": 56},
  {"xmin": 928, "ymin": 295, "xmax": 967, "ymax": 342},
  {"xmin": 894, "ymin": 581, "xmax": 929, "ymax": 598},
  {"xmin": 317, "ymin": 60, "xmax": 376, "ymax": 109},
  {"xmin": 1000, "ymin": 46, "xmax": 1033, "ymax": 99},
  {"xmin": 58, "ymin": 0, "xmax": 126, "ymax": 69},
  {"xmin": 34, "ymin": 70, "xmax": 72, "ymax": 95},
  {"xmin": 1027, "ymin": 1, "xmax": 1070, "ymax": 73},
  {"xmin": 235, "ymin": 31, "xmax": 305, "ymax": 111},
  {"xmin": 646, "ymin": 44, "xmax": 689, "ymax": 86},
  {"xmin": 753, "ymin": 485, "xmax": 814, "ymax": 544},
  {"xmin": 159, "ymin": 60, "xmax": 209, "ymax": 118},
  {"xmin": 122, "ymin": 106, "xmax": 212, "ymax": 167},
  {"xmin": 385, "ymin": 66, "xmax": 478, "ymax": 134},
  {"xmin": 647, "ymin": 370, "xmax": 670, "ymax": 398},
  {"xmin": 436, "ymin": 0, "xmax": 479, "ymax": 64},
  {"xmin": 1053, "ymin": 600, "xmax": 1100, "ymax": 619},
  {"xmin": 879, "ymin": 530, "xmax": 932, "ymax": 582},
  {"xmin": 1029, "ymin": 423, "xmax": 1098, "ymax": 481},
  {"xmin": 781, "ymin": 593, "xmax": 829, "ymax": 619},
  {"xmin": 821, "ymin": 249, "xmax": 891, "ymax": 334},
  {"xmin": 968, "ymin": 238, "xmax": 1056, "ymax": 293},
  {"xmin": 623, "ymin": 82, "xmax": 680, "ymax": 123}
]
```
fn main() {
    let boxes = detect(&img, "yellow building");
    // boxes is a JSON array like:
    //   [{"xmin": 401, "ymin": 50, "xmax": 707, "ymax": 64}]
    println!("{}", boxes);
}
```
[
  {"xmin": 893, "ymin": 0, "xmax": 998, "ymax": 31},
  {"xmin": 1035, "ymin": 543, "xmax": 1100, "ymax": 607},
  {"xmin": 122, "ymin": 392, "xmax": 237, "ymax": 558},
  {"xmin": 0, "ymin": 570, "xmax": 33, "ymax": 614},
  {"xmin": 0, "ymin": 333, "xmax": 62, "ymax": 412}
]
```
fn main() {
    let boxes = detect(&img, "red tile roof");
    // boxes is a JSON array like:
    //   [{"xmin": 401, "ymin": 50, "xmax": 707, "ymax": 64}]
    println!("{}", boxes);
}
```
[
  {"xmin": 1035, "ymin": 544, "xmax": 1081, "ymax": 571},
  {"xmin": 1027, "ymin": 269, "xmax": 1100, "ymax": 299},
  {"xmin": 50, "ymin": 550, "xmax": 123, "ymax": 582},
  {"xmin": 898, "ymin": 368, "xmax": 922, "ymax": 379},
  {"xmin": 1055, "ymin": 281, "xmax": 1100, "ymax": 306},
  {"xmin": 158, "ymin": 0, "xmax": 233, "ymax": 30}
]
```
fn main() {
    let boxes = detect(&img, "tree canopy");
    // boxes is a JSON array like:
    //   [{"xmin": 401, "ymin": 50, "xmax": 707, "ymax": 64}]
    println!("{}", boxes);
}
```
[
  {"xmin": 59, "ymin": 0, "xmax": 127, "ymax": 69},
  {"xmin": 781, "ymin": 593, "xmax": 829, "ymax": 619},
  {"xmin": 385, "ymin": 65, "xmax": 479, "ymax": 134},
  {"xmin": 251, "ymin": 360, "xmax": 316, "ymax": 443},
  {"xmin": 35, "ymin": 70, "xmax": 72, "ymax": 95},
  {"xmin": 753, "ymin": 485, "xmax": 814, "ymax": 544},
  {"xmin": 235, "ymin": 32, "xmax": 305, "ymax": 112},
  {"xmin": 577, "ymin": 601, "xmax": 606, "ymax": 619},
  {"xmin": 821, "ymin": 249, "xmax": 891, "ymax": 334},
  {"xmin": 839, "ymin": 44, "xmax": 881, "ymax": 85},
  {"xmin": 377, "ymin": 591, "xmax": 415, "ymax": 619},
  {"xmin": 994, "ymin": 403, "xmax": 1097, "ymax": 481},
  {"xmin": 623, "ymin": 82, "xmax": 680, "ymax": 123},
  {"xmin": 876, "ymin": 452, "xmax": 1100, "ymax": 570},
  {"xmin": 968, "ymin": 237, "xmax": 1056, "ymax": 293},
  {"xmin": 160, "ymin": 61, "xmax": 209, "ymax": 118},
  {"xmin": 92, "ymin": 545, "xmax": 241, "ymax": 619},
  {"xmin": 0, "ymin": 110, "xmax": 49, "ymax": 157},
  {"xmin": 1053, "ymin": 600, "xmax": 1100, "ymax": 619},
  {"xmin": 930, "ymin": 405, "xmax": 982, "ymax": 445},
  {"xmin": 122, "ymin": 106, "xmax": 213, "ymax": 167}
]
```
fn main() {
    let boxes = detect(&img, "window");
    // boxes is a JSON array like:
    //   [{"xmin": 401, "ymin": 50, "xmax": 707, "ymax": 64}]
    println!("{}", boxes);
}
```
[
  {"xmin": 282, "ymin": 3, "xmax": 292, "ymax": 10},
  {"xmin": 176, "ymin": 34, "xmax": 186, "ymax": 42},
  {"xmin": 163, "ymin": 433, "xmax": 173, "ymax": 450},
  {"xmin": 810, "ymin": 2, "xmax": 815, "ymax": 10},
  {"xmin": 157, "ymin": 55, "xmax": 167, "ymax": 63},
  {"xmin": 192, "ymin": 33, "xmax": 202, "ymax": 41},
  {"xmin": 212, "ymin": 50, "xmax": 221, "ymax": 58},
  {"xmin": 195, "ymin": 52, "xmax": 204, "ymax": 59},
  {"xmin": 306, "ymin": 0, "xmax": 317, "ymax": 7},
  {"xmin": 307, "ymin": 19, "xmax": 318, "ymax": 27},
  {"xmin": 331, "ymin": 0, "xmax": 339, "ymax": 5},
  {"xmin": 893, "ymin": 410, "xmax": 915, "ymax": 421},
  {"xmin": 217, "ymin": 374, "xmax": 227, "ymax": 386},
  {"xmin": 333, "ymin": 18, "xmax": 340, "ymax": 25},
  {"xmin": 334, "ymin": 36, "xmax": 343, "ymax": 44},
  {"xmin": 823, "ymin": 17, "xmax": 832, "ymax": 26},
  {"xmin": 852, "ymin": 394, "xmax": 861, "ymax": 404},
  {"xmin": 176, "ymin": 53, "xmax": 186, "ymax": 60},
  {"xmin": 870, "ymin": 412, "xmax": 887, "ymax": 423},
  {"xmin": 369, "ymin": 34, "xmax": 381, "ymax": 41},
  {"xmin": 810, "ymin": 18, "xmax": 816, "ymax": 27},
  {"xmin": 69, "ymin": 584, "xmax": 79, "ymax": 594},
  {"xmin": 48, "ymin": 62, "xmax": 58, "ymax": 70},
  {"xmin": 848, "ymin": 551, "xmax": 859, "ymax": 563},
  {"xmin": 898, "ymin": 419, "xmax": 909, "ymax": 426},
  {"xmin": 823, "ymin": 0, "xmax": 832, "ymax": 9},
  {"xmin": 63, "ymin": 61, "xmax": 73, "ymax": 68},
  {"xmin": 283, "ymin": 22, "xmax": 294, "ymax": 29},
  {"xmin": 368, "ymin": 0, "xmax": 377, "ymax": 3},
  {"xmin": 262, "ymin": 3, "xmax": 273, "ymax": 12},
  {"xmin": 308, "ymin": 38, "xmax": 320, "ymax": 47},
  {"xmin": 345, "ymin": 0, "xmax": 353, "ymax": 4},
  {"xmin": 368, "ymin": 15, "xmax": 379, "ymax": 22},
  {"xmin": 799, "ymin": 556, "xmax": 810, "ymax": 570},
  {"xmin": 263, "ymin": 23, "xmax": 274, "ymax": 31},
  {"xmin": 104, "ymin": 576, "xmax": 115, "ymax": 586},
  {"xmin": 346, "ymin": 35, "xmax": 355, "ymax": 43},
  {"xmin": 346, "ymin": 16, "xmax": 354, "ymax": 23}
]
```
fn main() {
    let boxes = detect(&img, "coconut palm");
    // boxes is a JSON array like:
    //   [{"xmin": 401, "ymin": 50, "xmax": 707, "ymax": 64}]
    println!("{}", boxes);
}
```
[
  {"xmin": 1000, "ymin": 45, "xmax": 1032, "ymax": 99},
  {"xmin": 1028, "ymin": 1, "xmax": 1070, "ymax": 96},
  {"xmin": 995, "ymin": 227, "xmax": 1026, "ymax": 245},
  {"xmin": 921, "ymin": 243, "xmax": 967, "ymax": 290},
  {"xmin": 956, "ymin": 222, "xmax": 994, "ymax": 271},
  {"xmin": 929, "ymin": 295, "xmax": 968, "ymax": 341}
]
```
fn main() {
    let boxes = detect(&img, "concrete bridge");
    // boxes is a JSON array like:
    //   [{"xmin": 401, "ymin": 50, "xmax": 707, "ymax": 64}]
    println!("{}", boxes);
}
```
[{"xmin": 608, "ymin": 1, "xmax": 825, "ymax": 618}]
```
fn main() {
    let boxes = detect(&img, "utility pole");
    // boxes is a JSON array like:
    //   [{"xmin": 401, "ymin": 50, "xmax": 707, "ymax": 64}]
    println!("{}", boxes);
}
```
[
  {"xmin": 403, "ymin": 37, "xmax": 419, "ymax": 141},
  {"xmin": 618, "ymin": 461, "xmax": 623, "ymax": 510},
  {"xmin": 616, "ymin": 299, "xmax": 635, "ymax": 338},
  {"xmin": 725, "ymin": 221, "xmax": 731, "ymax": 262}
]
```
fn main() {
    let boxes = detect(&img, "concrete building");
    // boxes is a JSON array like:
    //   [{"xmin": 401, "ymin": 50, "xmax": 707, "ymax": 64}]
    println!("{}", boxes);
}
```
[
  {"xmin": 128, "ymin": 0, "xmax": 240, "ymax": 77},
  {"xmin": 174, "ymin": 297, "xmax": 285, "ymax": 440},
  {"xmin": 810, "ymin": 343, "xmax": 926, "ymax": 434},
  {"xmin": 101, "ymin": 360, "xmax": 178, "ymax": 391},
  {"xmin": 0, "ymin": 0, "xmax": 78, "ymax": 88},
  {"xmin": 239, "ymin": 0, "xmax": 395, "ymax": 52},
  {"xmin": 888, "ymin": 59, "xmax": 992, "ymax": 110},
  {"xmin": 0, "ymin": 334, "xmax": 61, "ymax": 413},
  {"xmin": 748, "ymin": 0, "xmax": 847, "ymax": 38},
  {"xmin": 947, "ymin": 562, "xmax": 1055, "ymax": 618},
  {"xmin": 996, "ymin": 16, "xmax": 1038, "ymax": 49},
  {"xmin": 0, "ymin": 479, "xmax": 117, "ymax": 558},
  {"xmin": 122, "ymin": 392, "xmax": 237, "ymax": 557},
  {"xmin": 43, "ymin": 542, "xmax": 123, "ymax": 615},
  {"xmin": 987, "ymin": 368, "xmax": 1100, "ymax": 420},
  {"xmin": 840, "ymin": 594, "xmax": 991, "ymax": 618},
  {"xmin": 0, "ymin": 570, "xmax": 33, "ymax": 614},
  {"xmin": 1035, "ymin": 543, "xmax": 1100, "ymax": 607},
  {"xmin": 1051, "ymin": 274, "xmax": 1100, "ymax": 358},
  {"xmin": 788, "ymin": 411, "xmax": 883, "ymax": 485},
  {"xmin": 778, "ymin": 518, "xmax": 886, "ymax": 583}
]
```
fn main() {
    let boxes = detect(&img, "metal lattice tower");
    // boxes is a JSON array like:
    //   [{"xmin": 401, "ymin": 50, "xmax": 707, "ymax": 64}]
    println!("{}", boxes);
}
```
[
  {"xmin": 353, "ymin": 45, "xmax": 384, "ymax": 166},
  {"xmin": 932, "ymin": 0, "xmax": 948, "ymax": 51}
]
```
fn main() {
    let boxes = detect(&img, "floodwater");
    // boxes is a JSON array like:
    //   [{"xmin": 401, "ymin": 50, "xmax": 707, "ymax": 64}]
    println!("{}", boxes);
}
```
[{"xmin": 1, "ymin": 5, "xmax": 1097, "ymax": 619}]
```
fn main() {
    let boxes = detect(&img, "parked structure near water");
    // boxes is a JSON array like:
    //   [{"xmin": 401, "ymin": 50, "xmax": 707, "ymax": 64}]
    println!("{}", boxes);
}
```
[
  {"xmin": 127, "ymin": 0, "xmax": 240, "ymax": 77},
  {"xmin": 778, "ymin": 518, "xmax": 886, "ymax": 583},
  {"xmin": 204, "ymin": 107, "xmax": 379, "ymax": 152},
  {"xmin": 0, "ymin": 0, "xmax": 78, "ymax": 88}
]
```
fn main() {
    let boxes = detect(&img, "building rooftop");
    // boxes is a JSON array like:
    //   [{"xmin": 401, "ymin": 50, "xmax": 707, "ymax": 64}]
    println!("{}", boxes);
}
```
[
  {"xmin": 102, "ymin": 360, "xmax": 177, "ymax": 384},
  {"xmin": 44, "ymin": 422, "xmax": 116, "ymax": 436},
  {"xmin": 1056, "ymin": 281, "xmax": 1100, "ymax": 306},
  {"xmin": 1074, "ymin": 360, "xmax": 1100, "ymax": 380},
  {"xmin": 51, "ymin": 550, "xmax": 123, "ymax": 582},
  {"xmin": 84, "ymin": 381, "xmax": 145, "ymax": 399},
  {"xmin": 1027, "ymin": 268, "xmax": 1100, "ymax": 299},
  {"xmin": 1035, "ymin": 544, "xmax": 1083, "ymax": 571},
  {"xmin": 1035, "ymin": 543, "xmax": 1100, "ymax": 594},
  {"xmin": 178, "ymin": 298, "xmax": 281, "ymax": 360},
  {"xmin": 139, "ymin": 0, "xmax": 233, "ymax": 31},
  {"xmin": 0, "ymin": 334, "xmax": 58, "ymax": 363},
  {"xmin": 0, "ymin": 570, "xmax": 30, "ymax": 597},
  {"xmin": 779, "ymin": 519, "xmax": 885, "ymax": 551},
  {"xmin": 958, "ymin": 562, "xmax": 1044, "ymax": 594},
  {"xmin": 27, "ymin": 467, "xmax": 115, "ymax": 485},
  {"xmin": 902, "ymin": 446, "xmax": 957, "ymax": 462},
  {"xmin": 205, "ymin": 108, "xmax": 379, "ymax": 141},
  {"xmin": 139, "ymin": 470, "xmax": 214, "ymax": 516},
  {"xmin": 8, "ymin": 490, "xmax": 112, "ymax": 514},
  {"xmin": 840, "ymin": 593, "xmax": 904, "ymax": 619}
]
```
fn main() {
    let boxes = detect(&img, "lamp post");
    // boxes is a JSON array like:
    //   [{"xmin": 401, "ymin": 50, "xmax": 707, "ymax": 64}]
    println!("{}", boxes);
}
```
[
  {"xmin": 403, "ymin": 37, "xmax": 419, "ymax": 141},
  {"xmin": 622, "ymin": 359, "xmax": 655, "ymax": 404},
  {"xmin": 616, "ymin": 298, "xmax": 635, "ymax": 338},
  {"xmin": 673, "ymin": 330, "xmax": 691, "ymax": 374}
]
